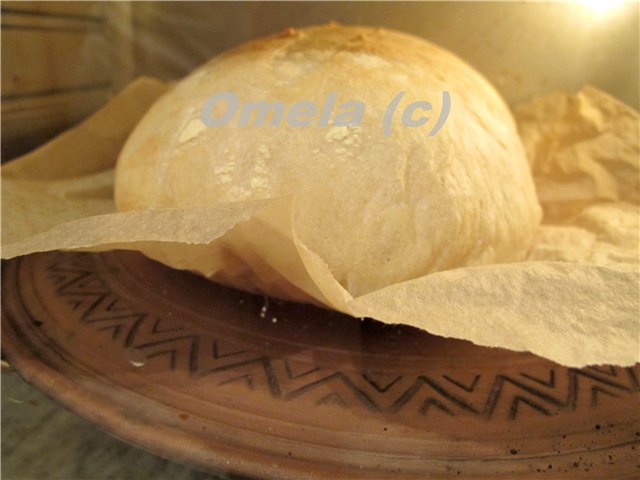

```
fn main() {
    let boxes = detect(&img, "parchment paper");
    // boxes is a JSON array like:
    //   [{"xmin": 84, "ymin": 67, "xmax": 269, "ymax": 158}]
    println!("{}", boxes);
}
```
[{"xmin": 2, "ymin": 78, "xmax": 638, "ymax": 367}]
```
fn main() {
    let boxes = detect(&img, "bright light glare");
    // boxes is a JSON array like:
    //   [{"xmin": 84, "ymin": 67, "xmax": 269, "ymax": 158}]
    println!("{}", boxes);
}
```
[{"xmin": 577, "ymin": 0, "xmax": 625, "ymax": 14}]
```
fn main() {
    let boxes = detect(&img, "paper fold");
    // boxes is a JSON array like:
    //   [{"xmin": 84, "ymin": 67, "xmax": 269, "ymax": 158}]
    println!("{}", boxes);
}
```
[{"xmin": 2, "ymin": 78, "xmax": 638, "ymax": 368}]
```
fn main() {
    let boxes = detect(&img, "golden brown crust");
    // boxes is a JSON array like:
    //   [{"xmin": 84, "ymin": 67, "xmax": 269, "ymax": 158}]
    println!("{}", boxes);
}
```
[
  {"xmin": 115, "ymin": 24, "xmax": 541, "ymax": 299},
  {"xmin": 214, "ymin": 23, "xmax": 447, "ymax": 67}
]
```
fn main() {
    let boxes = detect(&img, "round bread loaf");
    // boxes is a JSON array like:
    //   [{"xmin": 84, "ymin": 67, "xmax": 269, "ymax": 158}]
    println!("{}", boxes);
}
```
[{"xmin": 115, "ymin": 23, "xmax": 541, "ymax": 299}]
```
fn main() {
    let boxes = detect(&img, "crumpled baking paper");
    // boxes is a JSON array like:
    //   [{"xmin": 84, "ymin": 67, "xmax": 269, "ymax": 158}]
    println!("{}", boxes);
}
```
[{"xmin": 2, "ymin": 78, "xmax": 638, "ymax": 367}]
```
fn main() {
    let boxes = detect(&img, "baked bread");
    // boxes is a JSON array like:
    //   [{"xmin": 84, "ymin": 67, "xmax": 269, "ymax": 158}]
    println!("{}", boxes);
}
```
[{"xmin": 115, "ymin": 23, "xmax": 541, "ymax": 300}]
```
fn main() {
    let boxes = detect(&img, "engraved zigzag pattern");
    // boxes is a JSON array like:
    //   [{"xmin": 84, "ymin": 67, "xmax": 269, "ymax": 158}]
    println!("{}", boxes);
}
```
[{"xmin": 46, "ymin": 253, "xmax": 640, "ymax": 420}]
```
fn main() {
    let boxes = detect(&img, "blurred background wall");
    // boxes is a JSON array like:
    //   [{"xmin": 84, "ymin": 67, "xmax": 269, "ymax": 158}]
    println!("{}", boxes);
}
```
[{"xmin": 2, "ymin": 1, "xmax": 638, "ymax": 159}]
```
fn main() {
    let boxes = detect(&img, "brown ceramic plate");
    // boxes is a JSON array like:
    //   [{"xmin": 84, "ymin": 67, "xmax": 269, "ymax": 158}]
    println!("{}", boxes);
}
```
[{"xmin": 2, "ymin": 250, "xmax": 639, "ymax": 479}]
